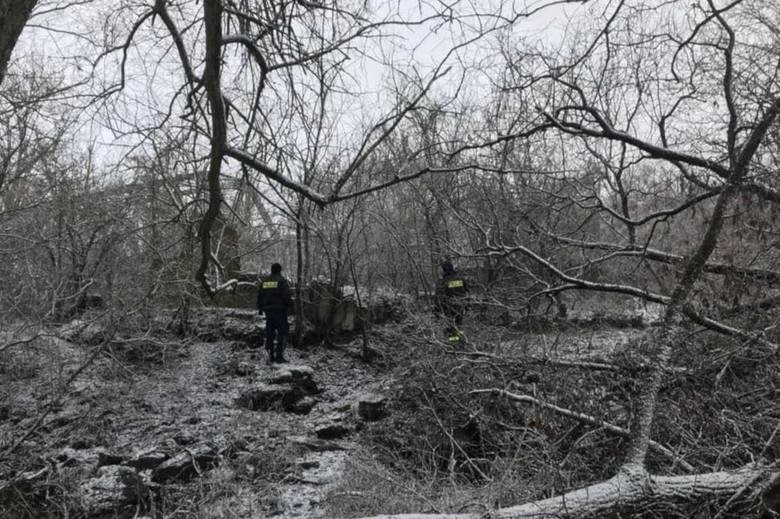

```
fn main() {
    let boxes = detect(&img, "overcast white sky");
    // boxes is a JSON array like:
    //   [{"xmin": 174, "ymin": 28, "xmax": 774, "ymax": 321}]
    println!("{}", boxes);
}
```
[{"xmin": 10, "ymin": 0, "xmax": 590, "ymax": 173}]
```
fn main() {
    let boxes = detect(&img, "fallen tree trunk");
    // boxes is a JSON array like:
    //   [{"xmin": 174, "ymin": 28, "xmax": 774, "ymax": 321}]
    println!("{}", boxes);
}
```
[
  {"xmin": 361, "ymin": 88, "xmax": 780, "ymax": 519},
  {"xmin": 359, "ymin": 464, "xmax": 777, "ymax": 519}
]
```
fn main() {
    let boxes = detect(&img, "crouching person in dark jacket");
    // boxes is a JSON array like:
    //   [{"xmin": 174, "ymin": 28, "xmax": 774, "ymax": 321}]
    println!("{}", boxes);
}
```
[{"xmin": 257, "ymin": 262, "xmax": 294, "ymax": 364}]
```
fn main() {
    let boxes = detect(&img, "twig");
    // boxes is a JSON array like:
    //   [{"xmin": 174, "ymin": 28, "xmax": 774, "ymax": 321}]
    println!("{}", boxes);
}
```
[
  {"xmin": 471, "ymin": 388, "xmax": 695, "ymax": 472},
  {"xmin": 452, "ymin": 349, "xmax": 689, "ymax": 373},
  {"xmin": 423, "ymin": 393, "xmax": 492, "ymax": 483},
  {"xmin": 184, "ymin": 447, "xmax": 203, "ymax": 477},
  {"xmin": 0, "ymin": 466, "xmax": 51, "ymax": 494},
  {"xmin": 2, "ymin": 338, "xmax": 111, "ymax": 456},
  {"xmin": 0, "ymin": 334, "xmax": 40, "ymax": 354}
]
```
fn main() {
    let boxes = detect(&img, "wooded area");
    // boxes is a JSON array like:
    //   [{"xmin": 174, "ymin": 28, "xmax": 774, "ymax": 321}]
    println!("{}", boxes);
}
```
[{"xmin": 1, "ymin": 0, "xmax": 780, "ymax": 517}]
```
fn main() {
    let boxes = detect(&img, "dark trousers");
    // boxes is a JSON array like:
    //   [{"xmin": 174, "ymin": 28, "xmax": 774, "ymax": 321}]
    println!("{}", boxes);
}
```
[
  {"xmin": 264, "ymin": 309, "xmax": 289, "ymax": 360},
  {"xmin": 442, "ymin": 300, "xmax": 465, "ymax": 344},
  {"xmin": 443, "ymin": 300, "xmax": 465, "ymax": 327}
]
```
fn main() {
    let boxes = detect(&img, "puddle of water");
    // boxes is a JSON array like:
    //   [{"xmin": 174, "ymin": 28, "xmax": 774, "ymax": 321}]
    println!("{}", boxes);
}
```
[{"xmin": 278, "ymin": 450, "xmax": 348, "ymax": 518}]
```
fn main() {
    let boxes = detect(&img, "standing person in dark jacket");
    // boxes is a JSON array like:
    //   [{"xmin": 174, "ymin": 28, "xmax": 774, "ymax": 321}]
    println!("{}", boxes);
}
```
[
  {"xmin": 436, "ymin": 260, "xmax": 469, "ymax": 345},
  {"xmin": 257, "ymin": 262, "xmax": 294, "ymax": 364}
]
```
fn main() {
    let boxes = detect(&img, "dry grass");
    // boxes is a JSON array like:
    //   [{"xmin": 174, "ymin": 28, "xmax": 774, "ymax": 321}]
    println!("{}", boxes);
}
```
[
  {"xmin": 324, "ymin": 313, "xmax": 779, "ymax": 518},
  {"xmin": 2, "ymin": 308, "xmax": 778, "ymax": 518}
]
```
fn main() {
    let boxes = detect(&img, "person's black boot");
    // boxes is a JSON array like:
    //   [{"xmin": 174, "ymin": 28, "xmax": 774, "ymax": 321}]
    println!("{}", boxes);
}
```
[{"xmin": 275, "ymin": 337, "xmax": 288, "ymax": 363}]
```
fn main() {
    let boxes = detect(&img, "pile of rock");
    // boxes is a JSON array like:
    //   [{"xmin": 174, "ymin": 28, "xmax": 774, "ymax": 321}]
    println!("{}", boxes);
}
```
[
  {"xmin": 236, "ymin": 365, "xmax": 320, "ymax": 415},
  {"xmin": 48, "ymin": 441, "xmax": 224, "ymax": 517}
]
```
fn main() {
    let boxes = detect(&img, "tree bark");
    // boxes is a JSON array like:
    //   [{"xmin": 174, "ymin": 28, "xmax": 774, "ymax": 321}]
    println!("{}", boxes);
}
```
[
  {"xmin": 0, "ymin": 0, "xmax": 36, "ymax": 87},
  {"xmin": 359, "ymin": 465, "xmax": 777, "ymax": 519},
  {"xmin": 294, "ymin": 206, "xmax": 306, "ymax": 347},
  {"xmin": 196, "ymin": 0, "xmax": 226, "ymax": 296}
]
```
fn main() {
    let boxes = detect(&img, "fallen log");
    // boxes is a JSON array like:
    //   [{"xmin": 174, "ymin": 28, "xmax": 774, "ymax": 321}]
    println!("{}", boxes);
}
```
[{"xmin": 358, "ymin": 463, "xmax": 777, "ymax": 519}]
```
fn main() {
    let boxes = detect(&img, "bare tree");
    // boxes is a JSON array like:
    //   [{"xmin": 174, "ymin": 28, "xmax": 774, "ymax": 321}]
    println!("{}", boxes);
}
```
[
  {"xmin": 10, "ymin": 0, "xmax": 780, "ymax": 515},
  {"xmin": 351, "ymin": 1, "xmax": 780, "ymax": 516}
]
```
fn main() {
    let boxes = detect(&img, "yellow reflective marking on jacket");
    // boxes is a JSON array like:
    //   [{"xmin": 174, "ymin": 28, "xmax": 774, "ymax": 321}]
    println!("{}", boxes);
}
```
[
  {"xmin": 262, "ymin": 281, "xmax": 279, "ymax": 289},
  {"xmin": 447, "ymin": 279, "xmax": 464, "ymax": 289}
]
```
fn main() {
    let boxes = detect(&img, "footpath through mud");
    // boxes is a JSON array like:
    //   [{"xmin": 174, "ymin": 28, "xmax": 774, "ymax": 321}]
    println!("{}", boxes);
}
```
[
  {"xmin": 0, "ymin": 308, "xmax": 394, "ymax": 518},
  {"xmin": 1, "ymin": 305, "xmax": 654, "ymax": 518}
]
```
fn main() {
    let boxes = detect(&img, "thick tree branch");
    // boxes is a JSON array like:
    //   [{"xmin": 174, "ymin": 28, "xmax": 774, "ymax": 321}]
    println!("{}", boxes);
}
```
[
  {"xmin": 224, "ymin": 147, "xmax": 329, "ymax": 207},
  {"xmin": 154, "ymin": 0, "xmax": 201, "ymax": 86},
  {"xmin": 222, "ymin": 33, "xmax": 268, "ymax": 92},
  {"xmin": 541, "ymin": 106, "xmax": 731, "ymax": 178},
  {"xmin": 471, "ymin": 388, "xmax": 694, "ymax": 472},
  {"xmin": 537, "ymin": 232, "xmax": 780, "ymax": 286}
]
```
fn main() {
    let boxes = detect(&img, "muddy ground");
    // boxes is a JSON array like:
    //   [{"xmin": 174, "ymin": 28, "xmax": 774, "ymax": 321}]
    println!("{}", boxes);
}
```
[
  {"xmin": 0, "ymin": 307, "xmax": 405, "ymax": 518},
  {"xmin": 1, "ymin": 304, "xmax": 686, "ymax": 519}
]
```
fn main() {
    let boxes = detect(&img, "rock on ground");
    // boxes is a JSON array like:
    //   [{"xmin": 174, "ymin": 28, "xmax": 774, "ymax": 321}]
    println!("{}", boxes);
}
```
[
  {"xmin": 356, "ymin": 393, "xmax": 388, "ymax": 422},
  {"xmin": 152, "ymin": 444, "xmax": 219, "ymax": 483},
  {"xmin": 78, "ymin": 465, "xmax": 148, "ymax": 516}
]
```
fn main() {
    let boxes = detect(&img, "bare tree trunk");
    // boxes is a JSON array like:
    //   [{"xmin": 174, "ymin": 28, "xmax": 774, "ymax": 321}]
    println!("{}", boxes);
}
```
[
  {"xmin": 626, "ymin": 87, "xmax": 780, "ymax": 463},
  {"xmin": 0, "ymin": 0, "xmax": 36, "ymax": 87},
  {"xmin": 626, "ymin": 187, "xmax": 735, "ymax": 468},
  {"xmin": 347, "ymin": 238, "xmax": 370, "ymax": 360},
  {"xmin": 196, "ymin": 0, "xmax": 226, "ymax": 296},
  {"xmin": 294, "ymin": 205, "xmax": 306, "ymax": 347}
]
